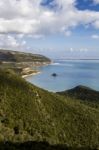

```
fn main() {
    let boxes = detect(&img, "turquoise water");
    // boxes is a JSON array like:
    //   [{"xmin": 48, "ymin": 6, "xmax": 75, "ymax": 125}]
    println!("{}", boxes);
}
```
[{"xmin": 26, "ymin": 60, "xmax": 99, "ymax": 92}]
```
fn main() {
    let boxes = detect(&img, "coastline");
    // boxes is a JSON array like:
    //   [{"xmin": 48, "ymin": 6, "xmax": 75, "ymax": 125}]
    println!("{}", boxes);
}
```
[
  {"xmin": 22, "ymin": 61, "xmax": 52, "ymax": 78},
  {"xmin": 22, "ymin": 71, "xmax": 41, "ymax": 78}
]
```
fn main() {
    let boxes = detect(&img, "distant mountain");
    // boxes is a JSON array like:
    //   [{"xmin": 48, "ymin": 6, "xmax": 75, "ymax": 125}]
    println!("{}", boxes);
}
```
[
  {"xmin": 0, "ymin": 70, "xmax": 99, "ymax": 149},
  {"xmin": 0, "ymin": 49, "xmax": 51, "ymax": 63}
]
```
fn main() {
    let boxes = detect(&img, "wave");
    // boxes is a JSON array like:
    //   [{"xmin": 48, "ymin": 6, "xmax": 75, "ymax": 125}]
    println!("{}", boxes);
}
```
[
  {"xmin": 51, "ymin": 63, "xmax": 74, "ymax": 67},
  {"xmin": 51, "ymin": 63, "xmax": 60, "ymax": 65}
]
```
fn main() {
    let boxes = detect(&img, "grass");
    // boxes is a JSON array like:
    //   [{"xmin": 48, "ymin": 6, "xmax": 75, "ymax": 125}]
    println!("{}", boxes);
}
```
[
  {"xmin": 0, "ymin": 70, "xmax": 99, "ymax": 148},
  {"xmin": 57, "ymin": 85, "xmax": 99, "ymax": 108}
]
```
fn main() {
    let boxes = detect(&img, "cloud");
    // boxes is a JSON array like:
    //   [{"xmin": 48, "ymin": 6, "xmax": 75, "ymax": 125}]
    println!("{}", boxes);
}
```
[
  {"xmin": 69, "ymin": 47, "xmax": 88, "ymax": 52},
  {"xmin": 79, "ymin": 48, "xmax": 88, "ymax": 52},
  {"xmin": 93, "ymin": 21, "xmax": 99, "ymax": 28},
  {"xmin": 0, "ymin": 34, "xmax": 26, "ymax": 50},
  {"xmin": 0, "ymin": 0, "xmax": 99, "ymax": 50},
  {"xmin": 29, "ymin": 34, "xmax": 45, "ymax": 39},
  {"xmin": 93, "ymin": 0, "xmax": 99, "ymax": 4},
  {"xmin": 91, "ymin": 34, "xmax": 99, "ymax": 39},
  {"xmin": 64, "ymin": 30, "xmax": 72, "ymax": 36},
  {"xmin": 0, "ymin": 0, "xmax": 99, "ymax": 36},
  {"xmin": 70, "ymin": 47, "xmax": 73, "ymax": 52}
]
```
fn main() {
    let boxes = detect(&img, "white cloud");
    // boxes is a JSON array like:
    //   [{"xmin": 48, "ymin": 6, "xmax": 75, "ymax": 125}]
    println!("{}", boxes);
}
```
[
  {"xmin": 16, "ymin": 34, "xmax": 24, "ymax": 39},
  {"xmin": 93, "ymin": 0, "xmax": 99, "ymax": 4},
  {"xmin": 70, "ymin": 47, "xmax": 74, "ymax": 52},
  {"xmin": 64, "ymin": 31, "xmax": 72, "ymax": 36},
  {"xmin": 0, "ymin": 0, "xmax": 99, "ymax": 50},
  {"xmin": 69, "ymin": 47, "xmax": 88, "ymax": 52},
  {"xmin": 0, "ymin": 34, "xmax": 26, "ymax": 50},
  {"xmin": 79, "ymin": 48, "xmax": 88, "ymax": 52},
  {"xmin": 0, "ymin": 0, "xmax": 99, "ymax": 36},
  {"xmin": 28, "ymin": 34, "xmax": 45, "ymax": 39},
  {"xmin": 91, "ymin": 34, "xmax": 99, "ymax": 39},
  {"xmin": 93, "ymin": 21, "xmax": 99, "ymax": 29}
]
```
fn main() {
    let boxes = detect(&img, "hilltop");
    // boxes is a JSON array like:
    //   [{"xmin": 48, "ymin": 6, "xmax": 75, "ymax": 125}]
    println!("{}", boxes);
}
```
[
  {"xmin": 0, "ymin": 70, "xmax": 99, "ymax": 149},
  {"xmin": 57, "ymin": 85, "xmax": 99, "ymax": 108},
  {"xmin": 0, "ymin": 50, "xmax": 51, "ymax": 77},
  {"xmin": 0, "ymin": 49, "xmax": 51, "ymax": 63}
]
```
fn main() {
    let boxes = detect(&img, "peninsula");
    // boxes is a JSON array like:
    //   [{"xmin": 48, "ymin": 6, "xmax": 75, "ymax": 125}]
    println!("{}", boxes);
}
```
[{"xmin": 0, "ymin": 49, "xmax": 51, "ymax": 77}]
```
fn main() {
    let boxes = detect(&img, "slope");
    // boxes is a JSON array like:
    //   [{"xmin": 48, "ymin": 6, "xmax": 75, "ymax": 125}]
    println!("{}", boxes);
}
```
[
  {"xmin": 0, "ymin": 49, "xmax": 51, "ymax": 63},
  {"xmin": 57, "ymin": 85, "xmax": 99, "ymax": 108},
  {"xmin": 0, "ymin": 70, "xmax": 99, "ymax": 148}
]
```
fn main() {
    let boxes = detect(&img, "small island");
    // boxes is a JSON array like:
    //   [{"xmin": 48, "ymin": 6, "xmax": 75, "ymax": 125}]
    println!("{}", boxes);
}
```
[{"xmin": 51, "ymin": 73, "xmax": 58, "ymax": 77}]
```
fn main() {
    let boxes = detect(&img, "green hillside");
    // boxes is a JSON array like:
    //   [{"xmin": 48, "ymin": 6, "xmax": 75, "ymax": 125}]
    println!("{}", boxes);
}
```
[
  {"xmin": 57, "ymin": 85, "xmax": 99, "ymax": 108},
  {"xmin": 0, "ymin": 70, "xmax": 99, "ymax": 149}
]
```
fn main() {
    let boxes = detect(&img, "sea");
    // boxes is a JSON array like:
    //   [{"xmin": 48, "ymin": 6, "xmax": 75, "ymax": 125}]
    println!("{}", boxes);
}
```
[{"xmin": 26, "ymin": 60, "xmax": 99, "ymax": 92}]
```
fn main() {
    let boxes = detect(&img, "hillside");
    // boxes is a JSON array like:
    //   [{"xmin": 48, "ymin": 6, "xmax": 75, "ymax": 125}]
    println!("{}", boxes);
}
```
[
  {"xmin": 0, "ymin": 49, "xmax": 51, "ymax": 77},
  {"xmin": 57, "ymin": 85, "xmax": 99, "ymax": 108},
  {"xmin": 0, "ymin": 70, "xmax": 99, "ymax": 149},
  {"xmin": 0, "ymin": 49, "xmax": 51, "ymax": 63}
]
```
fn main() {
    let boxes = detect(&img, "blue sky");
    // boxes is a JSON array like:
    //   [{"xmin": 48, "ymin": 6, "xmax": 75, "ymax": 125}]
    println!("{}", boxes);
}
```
[
  {"xmin": 25, "ymin": 25, "xmax": 99, "ymax": 58},
  {"xmin": 0, "ymin": 0, "xmax": 99, "ymax": 59},
  {"xmin": 76, "ymin": 0, "xmax": 99, "ymax": 11}
]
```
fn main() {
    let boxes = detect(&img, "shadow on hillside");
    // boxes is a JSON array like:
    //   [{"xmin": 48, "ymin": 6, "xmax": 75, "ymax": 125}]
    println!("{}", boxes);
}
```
[{"xmin": 0, "ymin": 141, "xmax": 98, "ymax": 150}]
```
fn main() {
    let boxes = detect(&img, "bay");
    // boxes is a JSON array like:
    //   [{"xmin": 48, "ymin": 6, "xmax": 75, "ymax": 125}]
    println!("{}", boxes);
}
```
[{"xmin": 26, "ymin": 60, "xmax": 99, "ymax": 92}]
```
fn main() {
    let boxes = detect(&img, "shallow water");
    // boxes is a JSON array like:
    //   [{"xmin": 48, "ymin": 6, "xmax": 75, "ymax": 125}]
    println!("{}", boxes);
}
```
[{"xmin": 26, "ymin": 60, "xmax": 99, "ymax": 92}]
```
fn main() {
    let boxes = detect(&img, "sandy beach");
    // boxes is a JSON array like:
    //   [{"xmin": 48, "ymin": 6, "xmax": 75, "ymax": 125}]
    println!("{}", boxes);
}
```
[{"xmin": 22, "ymin": 71, "xmax": 41, "ymax": 78}]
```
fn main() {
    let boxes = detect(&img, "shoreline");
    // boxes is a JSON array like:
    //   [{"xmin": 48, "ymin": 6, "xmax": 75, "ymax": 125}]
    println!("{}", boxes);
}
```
[
  {"xmin": 22, "ymin": 61, "xmax": 52, "ymax": 78},
  {"xmin": 22, "ymin": 71, "xmax": 41, "ymax": 78}
]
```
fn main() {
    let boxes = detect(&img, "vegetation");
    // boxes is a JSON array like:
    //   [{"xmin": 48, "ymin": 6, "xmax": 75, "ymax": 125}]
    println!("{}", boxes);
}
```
[
  {"xmin": 0, "ymin": 70, "xmax": 99, "ymax": 149},
  {"xmin": 0, "ymin": 49, "xmax": 51, "ymax": 63},
  {"xmin": 57, "ymin": 85, "xmax": 99, "ymax": 108},
  {"xmin": 0, "ymin": 141, "xmax": 97, "ymax": 150},
  {"xmin": 0, "ymin": 49, "xmax": 51, "ymax": 77}
]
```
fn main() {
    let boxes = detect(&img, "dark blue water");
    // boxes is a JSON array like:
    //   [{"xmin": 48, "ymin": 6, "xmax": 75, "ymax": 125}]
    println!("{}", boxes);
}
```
[{"xmin": 26, "ymin": 60, "xmax": 99, "ymax": 92}]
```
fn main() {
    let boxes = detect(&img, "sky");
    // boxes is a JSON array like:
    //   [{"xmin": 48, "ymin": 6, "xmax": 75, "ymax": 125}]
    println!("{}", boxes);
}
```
[{"xmin": 0, "ymin": 0, "xmax": 99, "ymax": 59}]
